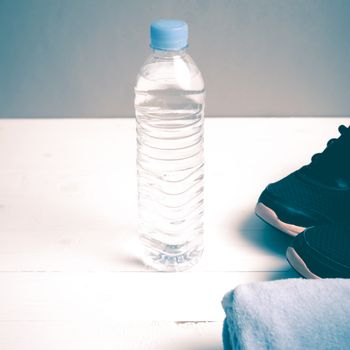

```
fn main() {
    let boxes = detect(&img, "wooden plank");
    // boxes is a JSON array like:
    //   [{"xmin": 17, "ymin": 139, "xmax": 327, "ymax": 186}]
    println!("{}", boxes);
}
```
[
  {"xmin": 0, "ymin": 271, "xmax": 296, "ymax": 322},
  {"xmin": 0, "ymin": 320, "xmax": 223, "ymax": 350},
  {"xmin": 0, "ymin": 117, "xmax": 345, "ymax": 348},
  {"xmin": 0, "ymin": 118, "xmax": 346, "ymax": 273}
]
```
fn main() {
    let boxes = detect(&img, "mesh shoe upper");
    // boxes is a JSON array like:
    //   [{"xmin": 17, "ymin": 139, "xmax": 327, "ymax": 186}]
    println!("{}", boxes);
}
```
[
  {"xmin": 260, "ymin": 171, "xmax": 350, "ymax": 223},
  {"xmin": 305, "ymin": 125, "xmax": 350, "ymax": 186},
  {"xmin": 259, "ymin": 125, "xmax": 350, "ymax": 227},
  {"xmin": 292, "ymin": 224, "xmax": 350, "ymax": 278},
  {"xmin": 303, "ymin": 224, "xmax": 350, "ymax": 267}
]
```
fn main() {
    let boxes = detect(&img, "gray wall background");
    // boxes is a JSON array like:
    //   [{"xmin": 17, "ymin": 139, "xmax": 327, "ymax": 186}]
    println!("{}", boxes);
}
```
[{"xmin": 1, "ymin": 0, "xmax": 350, "ymax": 118}]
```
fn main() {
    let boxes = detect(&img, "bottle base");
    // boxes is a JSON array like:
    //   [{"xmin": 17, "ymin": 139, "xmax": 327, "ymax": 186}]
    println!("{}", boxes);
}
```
[{"xmin": 140, "ymin": 236, "xmax": 204, "ymax": 272}]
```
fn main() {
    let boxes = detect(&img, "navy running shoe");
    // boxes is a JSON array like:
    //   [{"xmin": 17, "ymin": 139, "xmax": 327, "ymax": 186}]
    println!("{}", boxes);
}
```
[
  {"xmin": 256, "ymin": 125, "xmax": 350, "ymax": 236},
  {"xmin": 286, "ymin": 224, "xmax": 350, "ymax": 278}
]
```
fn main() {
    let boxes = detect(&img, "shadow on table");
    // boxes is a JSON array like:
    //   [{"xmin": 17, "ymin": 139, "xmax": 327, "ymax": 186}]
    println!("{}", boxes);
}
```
[
  {"xmin": 159, "ymin": 340, "xmax": 222, "ymax": 350},
  {"xmin": 115, "ymin": 250, "xmax": 148, "ymax": 269},
  {"xmin": 160, "ymin": 344, "xmax": 221, "ymax": 350},
  {"xmin": 189, "ymin": 346, "xmax": 222, "ymax": 350},
  {"xmin": 238, "ymin": 212, "xmax": 293, "ymax": 258},
  {"xmin": 236, "ymin": 211, "xmax": 300, "ymax": 279}
]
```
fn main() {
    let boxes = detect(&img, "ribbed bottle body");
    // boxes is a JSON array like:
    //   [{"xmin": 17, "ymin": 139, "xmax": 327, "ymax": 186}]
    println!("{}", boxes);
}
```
[{"xmin": 135, "ymin": 50, "xmax": 205, "ymax": 271}]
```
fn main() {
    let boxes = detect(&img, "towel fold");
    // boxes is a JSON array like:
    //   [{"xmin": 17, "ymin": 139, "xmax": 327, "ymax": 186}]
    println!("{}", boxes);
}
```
[{"xmin": 222, "ymin": 278, "xmax": 350, "ymax": 350}]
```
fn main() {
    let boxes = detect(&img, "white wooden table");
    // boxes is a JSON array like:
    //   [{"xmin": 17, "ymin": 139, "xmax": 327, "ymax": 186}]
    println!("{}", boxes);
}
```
[{"xmin": 0, "ymin": 117, "xmax": 346, "ymax": 349}]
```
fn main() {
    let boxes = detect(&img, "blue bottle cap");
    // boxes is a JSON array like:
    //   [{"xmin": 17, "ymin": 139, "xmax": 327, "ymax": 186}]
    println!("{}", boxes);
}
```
[{"xmin": 150, "ymin": 19, "xmax": 188, "ymax": 51}]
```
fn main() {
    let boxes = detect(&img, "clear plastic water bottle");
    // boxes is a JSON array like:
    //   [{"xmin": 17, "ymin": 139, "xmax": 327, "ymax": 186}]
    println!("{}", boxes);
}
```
[{"xmin": 134, "ymin": 19, "xmax": 205, "ymax": 271}]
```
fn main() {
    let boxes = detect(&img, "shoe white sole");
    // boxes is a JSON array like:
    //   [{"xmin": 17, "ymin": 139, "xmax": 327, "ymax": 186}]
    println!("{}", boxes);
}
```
[
  {"xmin": 286, "ymin": 246, "xmax": 320, "ymax": 279},
  {"xmin": 255, "ymin": 202, "xmax": 305, "ymax": 237}
]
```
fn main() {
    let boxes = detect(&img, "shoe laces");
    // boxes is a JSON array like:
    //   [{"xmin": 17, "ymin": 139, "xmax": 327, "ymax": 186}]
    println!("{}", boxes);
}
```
[{"xmin": 309, "ymin": 125, "xmax": 350, "ymax": 177}]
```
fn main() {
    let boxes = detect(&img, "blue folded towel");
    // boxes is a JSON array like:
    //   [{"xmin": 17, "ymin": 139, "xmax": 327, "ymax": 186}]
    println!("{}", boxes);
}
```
[{"xmin": 222, "ymin": 278, "xmax": 350, "ymax": 350}]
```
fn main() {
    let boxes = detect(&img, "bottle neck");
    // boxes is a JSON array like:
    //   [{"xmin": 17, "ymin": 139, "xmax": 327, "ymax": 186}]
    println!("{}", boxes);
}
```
[{"xmin": 152, "ymin": 48, "xmax": 187, "ymax": 59}]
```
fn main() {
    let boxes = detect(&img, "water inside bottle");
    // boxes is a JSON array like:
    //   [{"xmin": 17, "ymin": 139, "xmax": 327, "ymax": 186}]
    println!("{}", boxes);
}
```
[{"xmin": 135, "ymin": 87, "xmax": 205, "ymax": 271}]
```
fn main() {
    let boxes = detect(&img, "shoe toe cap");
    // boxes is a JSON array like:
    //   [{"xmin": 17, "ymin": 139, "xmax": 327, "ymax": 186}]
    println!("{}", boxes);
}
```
[{"xmin": 291, "ymin": 227, "xmax": 350, "ymax": 278}]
